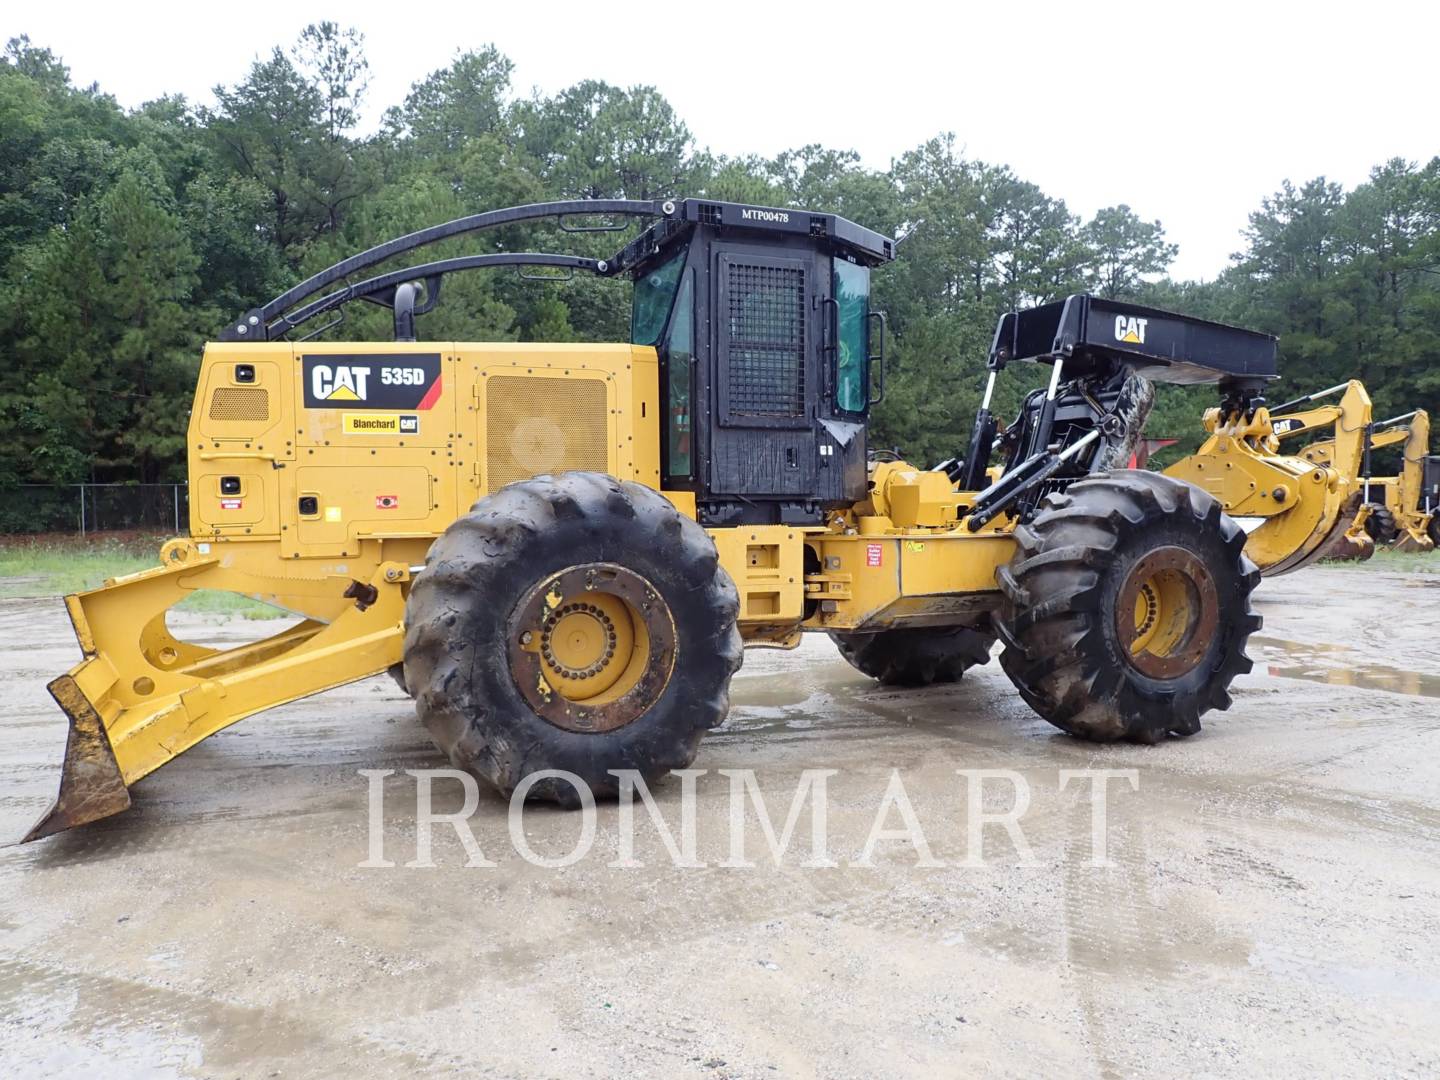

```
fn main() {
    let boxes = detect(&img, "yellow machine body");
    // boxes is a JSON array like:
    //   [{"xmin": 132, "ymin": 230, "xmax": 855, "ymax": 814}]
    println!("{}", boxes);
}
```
[
  {"xmin": 27, "ymin": 198, "xmax": 1323, "ymax": 841},
  {"xmin": 32, "ymin": 341, "xmax": 1019, "ymax": 839}
]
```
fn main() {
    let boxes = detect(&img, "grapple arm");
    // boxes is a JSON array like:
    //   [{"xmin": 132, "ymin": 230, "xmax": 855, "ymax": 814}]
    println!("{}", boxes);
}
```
[{"xmin": 1165, "ymin": 380, "xmax": 1375, "ymax": 575}]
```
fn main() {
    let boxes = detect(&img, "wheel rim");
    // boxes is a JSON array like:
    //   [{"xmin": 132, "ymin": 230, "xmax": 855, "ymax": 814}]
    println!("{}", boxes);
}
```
[
  {"xmin": 508, "ymin": 563, "xmax": 676, "ymax": 733},
  {"xmin": 1116, "ymin": 546, "xmax": 1219, "ymax": 679}
]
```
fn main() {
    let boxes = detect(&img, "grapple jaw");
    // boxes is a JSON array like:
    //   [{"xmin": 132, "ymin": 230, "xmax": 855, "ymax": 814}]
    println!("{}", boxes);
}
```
[
  {"xmin": 1323, "ymin": 531, "xmax": 1377, "ymax": 562},
  {"xmin": 1267, "ymin": 489, "xmax": 1368, "ymax": 574},
  {"xmin": 1391, "ymin": 519, "xmax": 1437, "ymax": 554}
]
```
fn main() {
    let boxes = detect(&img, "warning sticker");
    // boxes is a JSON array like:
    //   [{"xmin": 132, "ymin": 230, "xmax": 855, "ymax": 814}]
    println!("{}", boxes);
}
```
[
  {"xmin": 866, "ymin": 543, "xmax": 884, "ymax": 568},
  {"xmin": 343, "ymin": 413, "xmax": 419, "ymax": 435},
  {"xmin": 375, "ymin": 494, "xmax": 399, "ymax": 510},
  {"xmin": 220, "ymin": 498, "xmax": 243, "ymax": 511}
]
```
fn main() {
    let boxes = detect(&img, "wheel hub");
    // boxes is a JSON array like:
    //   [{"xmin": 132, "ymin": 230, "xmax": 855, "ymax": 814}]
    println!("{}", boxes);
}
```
[
  {"xmin": 1116, "ymin": 546, "xmax": 1219, "ymax": 679},
  {"xmin": 508, "ymin": 563, "xmax": 676, "ymax": 733},
  {"xmin": 541, "ymin": 603, "xmax": 617, "ymax": 681}
]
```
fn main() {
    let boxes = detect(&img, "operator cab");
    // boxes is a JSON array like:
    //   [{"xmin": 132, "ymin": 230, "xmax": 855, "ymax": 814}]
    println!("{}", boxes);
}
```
[
  {"xmin": 218, "ymin": 195, "xmax": 895, "ymax": 529},
  {"xmin": 614, "ymin": 200, "xmax": 894, "ymax": 525}
]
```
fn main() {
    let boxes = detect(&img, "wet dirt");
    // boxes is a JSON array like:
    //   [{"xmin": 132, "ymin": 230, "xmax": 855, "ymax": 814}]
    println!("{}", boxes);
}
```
[{"xmin": 1, "ymin": 565, "xmax": 1439, "ymax": 1077}]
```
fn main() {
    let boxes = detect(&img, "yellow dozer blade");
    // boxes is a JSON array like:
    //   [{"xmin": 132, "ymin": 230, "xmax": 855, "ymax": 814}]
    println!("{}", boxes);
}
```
[{"xmin": 26, "ymin": 539, "xmax": 409, "ymax": 841}]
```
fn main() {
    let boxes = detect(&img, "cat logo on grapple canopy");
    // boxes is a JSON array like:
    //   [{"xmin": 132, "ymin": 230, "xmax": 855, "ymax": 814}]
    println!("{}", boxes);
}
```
[{"xmin": 1114, "ymin": 315, "xmax": 1149, "ymax": 345}]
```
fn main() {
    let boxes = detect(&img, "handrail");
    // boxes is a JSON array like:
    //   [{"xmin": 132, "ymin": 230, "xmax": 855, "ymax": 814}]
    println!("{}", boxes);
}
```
[
  {"xmin": 266, "ymin": 253, "xmax": 611, "ymax": 340},
  {"xmin": 219, "ymin": 198, "xmax": 673, "ymax": 341}
]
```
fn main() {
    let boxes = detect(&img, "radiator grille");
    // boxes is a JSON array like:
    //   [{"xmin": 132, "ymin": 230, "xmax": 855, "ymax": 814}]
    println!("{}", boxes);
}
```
[
  {"xmin": 726, "ymin": 261, "xmax": 805, "ymax": 417},
  {"xmin": 486, "ymin": 376, "xmax": 609, "ymax": 491},
  {"xmin": 208, "ymin": 386, "xmax": 270, "ymax": 421}
]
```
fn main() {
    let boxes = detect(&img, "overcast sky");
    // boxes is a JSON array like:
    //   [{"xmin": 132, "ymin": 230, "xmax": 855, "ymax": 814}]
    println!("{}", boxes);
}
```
[{"xmin": 12, "ymin": 0, "xmax": 1437, "ymax": 280}]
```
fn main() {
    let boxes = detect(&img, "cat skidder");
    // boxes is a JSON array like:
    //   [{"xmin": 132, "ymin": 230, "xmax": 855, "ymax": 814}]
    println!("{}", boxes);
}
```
[{"xmin": 30, "ymin": 199, "xmax": 1272, "ymax": 841}]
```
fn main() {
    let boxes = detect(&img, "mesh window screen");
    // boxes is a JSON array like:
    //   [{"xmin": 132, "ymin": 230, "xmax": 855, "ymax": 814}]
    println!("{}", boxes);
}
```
[
  {"xmin": 208, "ymin": 386, "xmax": 270, "ymax": 421},
  {"xmin": 726, "ymin": 261, "xmax": 805, "ymax": 417},
  {"xmin": 485, "ymin": 376, "xmax": 609, "ymax": 490}
]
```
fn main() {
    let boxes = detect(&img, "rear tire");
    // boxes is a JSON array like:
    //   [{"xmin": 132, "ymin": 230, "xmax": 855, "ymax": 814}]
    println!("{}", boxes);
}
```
[
  {"xmin": 1428, "ymin": 513, "xmax": 1440, "ymax": 549},
  {"xmin": 994, "ymin": 471, "xmax": 1260, "ymax": 743},
  {"xmin": 1363, "ymin": 504, "xmax": 1399, "ymax": 544},
  {"xmin": 831, "ymin": 625, "xmax": 995, "ymax": 686},
  {"xmin": 403, "ymin": 473, "xmax": 742, "ymax": 804}
]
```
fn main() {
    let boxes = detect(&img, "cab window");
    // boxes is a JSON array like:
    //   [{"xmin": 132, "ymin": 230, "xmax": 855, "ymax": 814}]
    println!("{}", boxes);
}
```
[
  {"xmin": 631, "ymin": 248, "xmax": 686, "ymax": 345},
  {"xmin": 665, "ymin": 274, "xmax": 695, "ymax": 477},
  {"xmin": 833, "ymin": 259, "xmax": 870, "ymax": 413}
]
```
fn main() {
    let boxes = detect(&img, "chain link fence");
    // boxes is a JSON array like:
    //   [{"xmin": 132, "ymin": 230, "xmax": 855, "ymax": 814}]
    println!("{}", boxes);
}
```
[{"xmin": 1, "ymin": 485, "xmax": 188, "ymax": 536}]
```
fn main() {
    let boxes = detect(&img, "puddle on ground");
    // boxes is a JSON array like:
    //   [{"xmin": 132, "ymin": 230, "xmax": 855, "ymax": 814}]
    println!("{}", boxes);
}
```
[
  {"xmin": 723, "ymin": 666, "xmax": 856, "ymax": 737},
  {"xmin": 1252, "ymin": 635, "xmax": 1440, "ymax": 700},
  {"xmin": 721, "ymin": 659, "xmax": 948, "ymax": 739},
  {"xmin": 1250, "ymin": 941, "xmax": 1440, "ymax": 1002}
]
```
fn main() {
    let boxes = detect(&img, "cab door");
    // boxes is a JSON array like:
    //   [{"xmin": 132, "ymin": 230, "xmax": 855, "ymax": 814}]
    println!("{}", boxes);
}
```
[{"xmin": 707, "ymin": 245, "xmax": 818, "ymax": 498}]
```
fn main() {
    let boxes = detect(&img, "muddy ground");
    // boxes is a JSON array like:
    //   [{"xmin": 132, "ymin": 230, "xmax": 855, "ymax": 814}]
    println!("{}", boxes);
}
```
[{"xmin": 1, "ymin": 564, "xmax": 1438, "ymax": 1078}]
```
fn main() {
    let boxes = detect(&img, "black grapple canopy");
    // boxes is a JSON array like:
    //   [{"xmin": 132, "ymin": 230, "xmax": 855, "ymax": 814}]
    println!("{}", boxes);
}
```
[{"xmin": 989, "ymin": 294, "xmax": 1277, "ymax": 388}]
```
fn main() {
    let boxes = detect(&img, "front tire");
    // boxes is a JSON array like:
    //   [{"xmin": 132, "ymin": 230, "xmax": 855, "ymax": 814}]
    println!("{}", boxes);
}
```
[
  {"xmin": 994, "ymin": 471, "xmax": 1260, "ymax": 743},
  {"xmin": 403, "ymin": 473, "xmax": 742, "ymax": 804},
  {"xmin": 830, "ymin": 625, "xmax": 995, "ymax": 686}
]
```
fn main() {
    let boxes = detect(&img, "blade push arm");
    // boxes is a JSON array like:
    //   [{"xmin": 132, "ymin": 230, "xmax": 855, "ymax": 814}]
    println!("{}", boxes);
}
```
[{"xmin": 24, "ymin": 543, "xmax": 413, "ymax": 841}]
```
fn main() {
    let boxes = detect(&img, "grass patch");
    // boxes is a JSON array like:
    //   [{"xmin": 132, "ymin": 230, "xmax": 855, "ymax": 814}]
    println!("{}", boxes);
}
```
[
  {"xmin": 1326, "ymin": 546, "xmax": 1440, "ymax": 574},
  {"xmin": 176, "ymin": 589, "xmax": 290, "ymax": 619},
  {"xmin": 0, "ymin": 533, "xmax": 288, "ymax": 618}
]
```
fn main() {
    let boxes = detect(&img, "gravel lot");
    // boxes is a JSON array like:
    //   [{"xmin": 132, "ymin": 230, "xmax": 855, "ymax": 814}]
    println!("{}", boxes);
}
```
[{"xmin": 2, "ymin": 564, "xmax": 1438, "ymax": 1078}]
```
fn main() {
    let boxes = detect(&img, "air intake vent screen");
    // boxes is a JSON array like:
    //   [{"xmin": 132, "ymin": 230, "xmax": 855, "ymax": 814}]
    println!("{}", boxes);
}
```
[
  {"xmin": 485, "ymin": 376, "xmax": 609, "ymax": 491},
  {"xmin": 208, "ymin": 386, "xmax": 270, "ymax": 421},
  {"xmin": 724, "ymin": 260, "xmax": 806, "ymax": 418}
]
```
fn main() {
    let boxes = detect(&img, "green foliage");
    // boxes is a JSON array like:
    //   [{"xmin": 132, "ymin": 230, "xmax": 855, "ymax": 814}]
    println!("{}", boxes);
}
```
[
  {"xmin": 1217, "ymin": 161, "xmax": 1440, "ymax": 421},
  {"xmin": 516, "ymin": 81, "xmax": 692, "ymax": 200},
  {"xmin": 1082, "ymin": 205, "xmax": 1178, "ymax": 299},
  {"xmin": 381, "ymin": 47, "xmax": 513, "ymax": 168},
  {"xmin": 1, "ymin": 30, "xmax": 1436, "ymax": 489}
]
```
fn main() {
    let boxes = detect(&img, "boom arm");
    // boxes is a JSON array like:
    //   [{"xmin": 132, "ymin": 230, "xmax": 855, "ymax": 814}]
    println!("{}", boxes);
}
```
[
  {"xmin": 1269, "ymin": 380, "xmax": 1374, "ymax": 482},
  {"xmin": 1396, "ymin": 410, "xmax": 1430, "ymax": 519}
]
